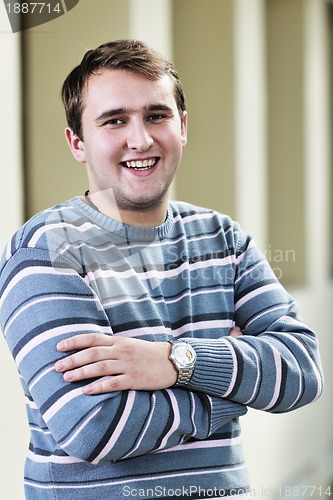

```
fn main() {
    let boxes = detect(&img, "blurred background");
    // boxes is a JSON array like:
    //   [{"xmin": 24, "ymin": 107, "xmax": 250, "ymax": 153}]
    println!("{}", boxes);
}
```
[{"xmin": 0, "ymin": 0, "xmax": 332, "ymax": 498}]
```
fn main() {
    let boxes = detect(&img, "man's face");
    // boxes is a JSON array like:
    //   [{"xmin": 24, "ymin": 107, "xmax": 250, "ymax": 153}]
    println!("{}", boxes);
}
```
[{"xmin": 66, "ymin": 68, "xmax": 187, "ymax": 224}]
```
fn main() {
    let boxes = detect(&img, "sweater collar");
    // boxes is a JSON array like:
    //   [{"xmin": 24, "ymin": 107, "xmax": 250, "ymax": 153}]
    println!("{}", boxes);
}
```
[{"xmin": 71, "ymin": 196, "xmax": 174, "ymax": 242}]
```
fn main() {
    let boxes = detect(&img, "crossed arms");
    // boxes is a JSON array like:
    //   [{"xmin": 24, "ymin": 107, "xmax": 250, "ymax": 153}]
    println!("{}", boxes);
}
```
[{"xmin": 0, "ymin": 239, "xmax": 323, "ymax": 464}]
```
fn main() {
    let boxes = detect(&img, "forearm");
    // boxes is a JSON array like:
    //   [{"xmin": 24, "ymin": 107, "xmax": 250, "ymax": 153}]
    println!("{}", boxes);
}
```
[
  {"xmin": 185, "ymin": 313, "xmax": 323, "ymax": 413},
  {"xmin": 0, "ymin": 255, "xmax": 246, "ymax": 464},
  {"xmin": 179, "ymin": 231, "xmax": 323, "ymax": 413},
  {"xmin": 41, "ymin": 382, "xmax": 246, "ymax": 463},
  {"xmin": 16, "ymin": 335, "xmax": 246, "ymax": 463}
]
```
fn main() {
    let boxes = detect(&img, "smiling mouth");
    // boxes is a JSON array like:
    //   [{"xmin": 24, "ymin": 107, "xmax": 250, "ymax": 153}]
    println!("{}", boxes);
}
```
[{"xmin": 122, "ymin": 158, "xmax": 158, "ymax": 171}]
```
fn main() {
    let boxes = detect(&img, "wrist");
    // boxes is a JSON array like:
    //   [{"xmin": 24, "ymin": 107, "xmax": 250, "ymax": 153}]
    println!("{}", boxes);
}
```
[
  {"xmin": 168, "ymin": 340, "xmax": 196, "ymax": 386},
  {"xmin": 163, "ymin": 342, "xmax": 178, "ymax": 387}
]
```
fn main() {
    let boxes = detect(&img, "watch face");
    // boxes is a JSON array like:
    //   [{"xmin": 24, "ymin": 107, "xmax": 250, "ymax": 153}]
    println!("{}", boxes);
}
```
[{"xmin": 174, "ymin": 343, "xmax": 195, "ymax": 367}]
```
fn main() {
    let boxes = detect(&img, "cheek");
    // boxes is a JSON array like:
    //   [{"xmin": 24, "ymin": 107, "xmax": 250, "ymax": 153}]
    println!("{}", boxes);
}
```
[
  {"xmin": 86, "ymin": 135, "xmax": 119, "ymax": 161},
  {"xmin": 162, "ymin": 127, "xmax": 185, "ymax": 153}
]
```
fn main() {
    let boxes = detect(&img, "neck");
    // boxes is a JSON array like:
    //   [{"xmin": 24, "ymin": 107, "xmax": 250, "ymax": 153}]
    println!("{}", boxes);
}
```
[{"xmin": 83, "ymin": 190, "xmax": 168, "ymax": 227}]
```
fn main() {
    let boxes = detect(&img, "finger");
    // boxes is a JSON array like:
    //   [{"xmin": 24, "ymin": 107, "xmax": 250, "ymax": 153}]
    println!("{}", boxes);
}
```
[
  {"xmin": 228, "ymin": 327, "xmax": 243, "ymax": 338},
  {"xmin": 56, "ymin": 333, "xmax": 113, "ymax": 352},
  {"xmin": 84, "ymin": 375, "xmax": 126, "ymax": 395},
  {"xmin": 55, "ymin": 346, "xmax": 114, "ymax": 372},
  {"xmin": 62, "ymin": 360, "xmax": 122, "ymax": 382}
]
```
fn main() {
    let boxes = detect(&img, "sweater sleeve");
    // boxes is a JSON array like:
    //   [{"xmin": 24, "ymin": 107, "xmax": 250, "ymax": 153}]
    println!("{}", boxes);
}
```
[
  {"xmin": 0, "ymin": 247, "xmax": 246, "ymax": 464},
  {"xmin": 186, "ymin": 231, "xmax": 324, "ymax": 413}
]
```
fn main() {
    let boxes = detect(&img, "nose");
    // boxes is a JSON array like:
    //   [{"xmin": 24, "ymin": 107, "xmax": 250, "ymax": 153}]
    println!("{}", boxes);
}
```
[{"xmin": 126, "ymin": 121, "xmax": 154, "ymax": 151}]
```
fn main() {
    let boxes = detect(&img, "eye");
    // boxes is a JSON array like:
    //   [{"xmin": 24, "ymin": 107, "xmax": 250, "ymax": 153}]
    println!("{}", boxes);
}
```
[
  {"xmin": 146, "ymin": 114, "xmax": 168, "ymax": 122},
  {"xmin": 103, "ymin": 118, "xmax": 125, "ymax": 126}
]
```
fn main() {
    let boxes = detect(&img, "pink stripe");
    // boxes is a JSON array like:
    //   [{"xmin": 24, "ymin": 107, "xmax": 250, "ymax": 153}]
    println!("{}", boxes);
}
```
[
  {"xmin": 222, "ymin": 342, "xmax": 238, "ymax": 398},
  {"xmin": 174, "ymin": 319, "xmax": 232, "ymax": 336},
  {"xmin": 92, "ymin": 391, "xmax": 136, "ymax": 464},
  {"xmin": 4, "ymin": 295, "xmax": 97, "ymax": 337},
  {"xmin": 189, "ymin": 392, "xmax": 197, "ymax": 435},
  {"xmin": 136, "ymin": 256, "xmax": 235, "ymax": 279},
  {"xmin": 16, "ymin": 324, "xmax": 112, "ymax": 366},
  {"xmin": 245, "ymin": 304, "xmax": 287, "ymax": 329},
  {"xmin": 44, "ymin": 386, "xmax": 84, "ymax": 423},
  {"xmin": 0, "ymin": 266, "xmax": 76, "ymax": 308},
  {"xmin": 142, "ymin": 256, "xmax": 235, "ymax": 280},
  {"xmin": 25, "ymin": 397, "xmax": 38, "ymax": 410},
  {"xmin": 235, "ymin": 261, "xmax": 262, "ymax": 285},
  {"xmin": 117, "ymin": 325, "xmax": 171, "ymax": 338},
  {"xmin": 234, "ymin": 283, "xmax": 281, "ymax": 310},
  {"xmin": 155, "ymin": 389, "xmax": 180, "ymax": 451},
  {"xmin": 104, "ymin": 285, "xmax": 233, "ymax": 309},
  {"xmin": 235, "ymin": 239, "xmax": 255, "ymax": 265},
  {"xmin": 117, "ymin": 319, "xmax": 232, "ymax": 339},
  {"xmin": 243, "ymin": 346, "xmax": 261, "ymax": 405},
  {"xmin": 27, "ymin": 449, "xmax": 83, "ymax": 464},
  {"xmin": 280, "ymin": 329, "xmax": 323, "ymax": 403},
  {"xmin": 262, "ymin": 349, "xmax": 282, "ymax": 410},
  {"xmin": 29, "ymin": 366, "xmax": 54, "ymax": 391},
  {"xmin": 87, "ymin": 256, "xmax": 235, "ymax": 284},
  {"xmin": 5, "ymin": 240, "xmax": 12, "ymax": 260},
  {"xmin": 179, "ymin": 211, "xmax": 217, "ymax": 224},
  {"xmin": 27, "ymin": 462, "xmax": 248, "ymax": 490},
  {"xmin": 61, "ymin": 407, "xmax": 103, "ymax": 448},
  {"xmin": 122, "ymin": 393, "xmax": 157, "ymax": 459},
  {"xmin": 27, "ymin": 221, "xmax": 98, "ymax": 247},
  {"xmin": 155, "ymin": 435, "xmax": 243, "ymax": 453},
  {"xmin": 87, "ymin": 268, "xmax": 137, "ymax": 281},
  {"xmin": 110, "ymin": 462, "xmax": 247, "ymax": 487}
]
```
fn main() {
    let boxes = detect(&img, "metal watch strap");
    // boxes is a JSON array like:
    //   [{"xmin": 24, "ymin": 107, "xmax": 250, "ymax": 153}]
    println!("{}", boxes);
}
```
[{"xmin": 176, "ymin": 367, "xmax": 194, "ymax": 386}]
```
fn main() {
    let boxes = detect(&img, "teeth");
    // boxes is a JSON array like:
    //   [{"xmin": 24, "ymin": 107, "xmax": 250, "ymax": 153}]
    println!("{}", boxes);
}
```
[{"xmin": 125, "ymin": 159, "xmax": 156, "ymax": 170}]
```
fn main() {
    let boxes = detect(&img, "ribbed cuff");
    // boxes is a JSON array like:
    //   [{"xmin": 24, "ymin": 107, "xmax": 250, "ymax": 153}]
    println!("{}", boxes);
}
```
[
  {"xmin": 210, "ymin": 397, "xmax": 247, "ymax": 433},
  {"xmin": 185, "ymin": 338, "xmax": 247, "ymax": 432},
  {"xmin": 186, "ymin": 338, "xmax": 235, "ymax": 397}
]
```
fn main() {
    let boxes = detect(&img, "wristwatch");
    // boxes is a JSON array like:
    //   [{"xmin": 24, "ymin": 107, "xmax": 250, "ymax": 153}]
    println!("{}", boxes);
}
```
[{"xmin": 169, "ymin": 340, "xmax": 196, "ymax": 386}]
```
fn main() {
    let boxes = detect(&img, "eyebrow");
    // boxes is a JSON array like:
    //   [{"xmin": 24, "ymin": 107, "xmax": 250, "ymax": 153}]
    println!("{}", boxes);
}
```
[{"xmin": 94, "ymin": 104, "xmax": 173, "ymax": 123}]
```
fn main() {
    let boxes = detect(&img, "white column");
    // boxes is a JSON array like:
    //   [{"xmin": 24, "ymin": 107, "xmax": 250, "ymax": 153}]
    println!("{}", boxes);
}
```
[
  {"xmin": 0, "ymin": 11, "xmax": 24, "ymax": 247},
  {"xmin": 233, "ymin": 0, "xmax": 267, "ymax": 249},
  {"xmin": 0, "ymin": 9, "xmax": 26, "ymax": 500},
  {"xmin": 129, "ymin": 0, "xmax": 172, "ymax": 58},
  {"xmin": 304, "ymin": 0, "xmax": 330, "ymax": 286}
]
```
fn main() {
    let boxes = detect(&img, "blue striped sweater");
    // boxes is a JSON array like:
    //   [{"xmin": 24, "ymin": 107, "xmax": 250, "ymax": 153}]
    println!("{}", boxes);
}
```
[{"xmin": 0, "ymin": 198, "xmax": 323, "ymax": 499}]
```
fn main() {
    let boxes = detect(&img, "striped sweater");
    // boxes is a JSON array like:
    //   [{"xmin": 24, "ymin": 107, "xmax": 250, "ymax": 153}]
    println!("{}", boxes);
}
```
[{"xmin": 0, "ymin": 198, "xmax": 323, "ymax": 499}]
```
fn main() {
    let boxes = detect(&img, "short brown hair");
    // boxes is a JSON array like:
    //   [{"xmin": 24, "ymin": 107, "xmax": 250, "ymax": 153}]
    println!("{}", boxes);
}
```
[{"xmin": 61, "ymin": 39, "xmax": 186, "ymax": 140}]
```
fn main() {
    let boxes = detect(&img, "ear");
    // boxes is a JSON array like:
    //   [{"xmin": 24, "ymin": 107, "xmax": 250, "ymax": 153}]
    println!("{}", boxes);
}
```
[
  {"xmin": 65, "ymin": 127, "xmax": 86, "ymax": 163},
  {"xmin": 181, "ymin": 111, "xmax": 188, "ymax": 148}
]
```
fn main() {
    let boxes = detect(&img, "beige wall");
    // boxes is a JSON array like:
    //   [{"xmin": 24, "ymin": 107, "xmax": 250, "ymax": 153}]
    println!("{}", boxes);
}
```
[
  {"xmin": 23, "ymin": 0, "xmax": 130, "ymax": 217},
  {"xmin": 173, "ymin": 0, "xmax": 308, "ymax": 286},
  {"xmin": 173, "ymin": 0, "xmax": 236, "ymax": 219},
  {"xmin": 266, "ymin": 0, "xmax": 306, "ymax": 285}
]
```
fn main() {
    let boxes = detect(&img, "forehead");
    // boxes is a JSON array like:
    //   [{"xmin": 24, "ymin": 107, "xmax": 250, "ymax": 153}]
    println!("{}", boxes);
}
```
[{"xmin": 83, "ymin": 69, "xmax": 176, "ymax": 111}]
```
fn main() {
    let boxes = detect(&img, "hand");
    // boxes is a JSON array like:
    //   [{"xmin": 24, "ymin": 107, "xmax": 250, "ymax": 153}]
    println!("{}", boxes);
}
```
[
  {"xmin": 55, "ymin": 328, "xmax": 243, "ymax": 395},
  {"xmin": 55, "ymin": 335, "xmax": 177, "ymax": 395},
  {"xmin": 228, "ymin": 326, "xmax": 243, "ymax": 338}
]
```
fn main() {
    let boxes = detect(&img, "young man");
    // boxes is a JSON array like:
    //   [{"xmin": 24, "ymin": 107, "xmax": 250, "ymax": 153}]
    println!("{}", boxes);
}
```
[{"xmin": 0, "ymin": 40, "xmax": 323, "ymax": 499}]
